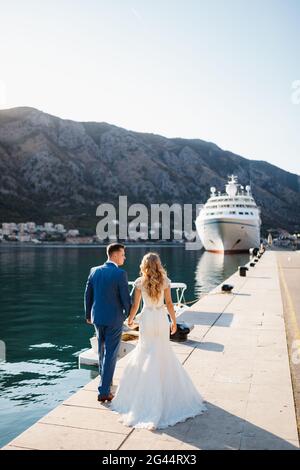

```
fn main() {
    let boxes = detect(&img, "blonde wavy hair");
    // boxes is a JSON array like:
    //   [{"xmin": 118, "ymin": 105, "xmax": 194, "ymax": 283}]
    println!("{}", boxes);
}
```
[{"xmin": 139, "ymin": 253, "xmax": 167, "ymax": 301}]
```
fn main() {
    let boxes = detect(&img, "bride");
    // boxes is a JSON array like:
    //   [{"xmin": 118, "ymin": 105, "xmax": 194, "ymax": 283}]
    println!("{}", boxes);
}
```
[{"xmin": 111, "ymin": 252, "xmax": 206, "ymax": 429}]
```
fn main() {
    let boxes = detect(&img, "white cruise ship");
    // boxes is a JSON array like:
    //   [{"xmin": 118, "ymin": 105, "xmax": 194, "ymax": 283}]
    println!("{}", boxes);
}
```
[{"xmin": 195, "ymin": 175, "xmax": 261, "ymax": 253}]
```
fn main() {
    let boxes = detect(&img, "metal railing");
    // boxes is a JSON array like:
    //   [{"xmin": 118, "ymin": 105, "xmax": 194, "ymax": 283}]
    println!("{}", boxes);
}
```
[{"xmin": 128, "ymin": 281, "xmax": 187, "ymax": 311}]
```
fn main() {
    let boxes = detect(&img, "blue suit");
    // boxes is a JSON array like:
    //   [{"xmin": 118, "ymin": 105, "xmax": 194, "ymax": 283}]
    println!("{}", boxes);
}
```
[{"xmin": 84, "ymin": 261, "xmax": 131, "ymax": 396}]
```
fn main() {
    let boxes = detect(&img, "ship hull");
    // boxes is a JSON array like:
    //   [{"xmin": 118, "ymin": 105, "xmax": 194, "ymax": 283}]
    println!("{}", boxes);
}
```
[{"xmin": 196, "ymin": 217, "xmax": 260, "ymax": 253}]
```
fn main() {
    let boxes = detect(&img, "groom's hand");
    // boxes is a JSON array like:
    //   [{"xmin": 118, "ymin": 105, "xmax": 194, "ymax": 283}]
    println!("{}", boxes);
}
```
[{"xmin": 86, "ymin": 319, "xmax": 92, "ymax": 325}]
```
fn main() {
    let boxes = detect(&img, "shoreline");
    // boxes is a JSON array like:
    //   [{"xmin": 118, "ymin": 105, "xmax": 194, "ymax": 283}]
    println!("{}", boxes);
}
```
[{"xmin": 0, "ymin": 241, "xmax": 190, "ymax": 249}]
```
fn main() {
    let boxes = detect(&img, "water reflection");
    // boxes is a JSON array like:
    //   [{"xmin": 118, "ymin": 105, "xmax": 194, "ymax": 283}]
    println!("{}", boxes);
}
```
[{"xmin": 195, "ymin": 251, "xmax": 250, "ymax": 296}]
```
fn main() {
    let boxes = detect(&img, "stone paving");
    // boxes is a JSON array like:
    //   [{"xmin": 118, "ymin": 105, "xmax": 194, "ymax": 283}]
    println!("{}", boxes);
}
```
[{"xmin": 276, "ymin": 250, "xmax": 300, "ymax": 438}]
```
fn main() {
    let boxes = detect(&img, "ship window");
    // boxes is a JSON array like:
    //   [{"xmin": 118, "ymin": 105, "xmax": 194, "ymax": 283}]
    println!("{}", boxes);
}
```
[
  {"xmin": 250, "ymin": 212, "xmax": 253, "ymax": 215},
  {"xmin": 245, "ymin": 212, "xmax": 249, "ymax": 215},
  {"xmin": 239, "ymin": 212, "xmax": 244, "ymax": 215},
  {"xmin": 229, "ymin": 211, "xmax": 236, "ymax": 214}
]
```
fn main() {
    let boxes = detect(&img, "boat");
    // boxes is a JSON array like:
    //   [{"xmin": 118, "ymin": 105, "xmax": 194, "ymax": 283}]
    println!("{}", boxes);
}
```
[
  {"xmin": 195, "ymin": 175, "xmax": 261, "ymax": 253},
  {"xmin": 78, "ymin": 281, "xmax": 193, "ymax": 367}
]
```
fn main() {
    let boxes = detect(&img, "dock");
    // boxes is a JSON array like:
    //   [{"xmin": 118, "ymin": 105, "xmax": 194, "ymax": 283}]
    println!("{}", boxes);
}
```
[{"xmin": 2, "ymin": 250, "xmax": 300, "ymax": 450}]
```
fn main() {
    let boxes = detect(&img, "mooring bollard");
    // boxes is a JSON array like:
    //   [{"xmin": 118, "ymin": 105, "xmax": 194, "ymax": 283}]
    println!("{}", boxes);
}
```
[
  {"xmin": 221, "ymin": 284, "xmax": 234, "ymax": 293},
  {"xmin": 249, "ymin": 247, "xmax": 259, "ymax": 257},
  {"xmin": 239, "ymin": 266, "xmax": 249, "ymax": 277}
]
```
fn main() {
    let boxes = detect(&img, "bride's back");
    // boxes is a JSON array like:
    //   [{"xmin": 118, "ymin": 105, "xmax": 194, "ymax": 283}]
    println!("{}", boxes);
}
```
[{"xmin": 134, "ymin": 275, "xmax": 170, "ymax": 308}]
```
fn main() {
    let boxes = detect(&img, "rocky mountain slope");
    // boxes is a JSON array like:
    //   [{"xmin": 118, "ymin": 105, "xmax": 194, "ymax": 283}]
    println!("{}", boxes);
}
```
[{"xmin": 0, "ymin": 107, "xmax": 299, "ymax": 235}]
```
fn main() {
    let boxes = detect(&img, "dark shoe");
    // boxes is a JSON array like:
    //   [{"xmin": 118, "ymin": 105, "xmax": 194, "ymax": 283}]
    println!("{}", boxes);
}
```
[{"xmin": 97, "ymin": 393, "xmax": 114, "ymax": 403}]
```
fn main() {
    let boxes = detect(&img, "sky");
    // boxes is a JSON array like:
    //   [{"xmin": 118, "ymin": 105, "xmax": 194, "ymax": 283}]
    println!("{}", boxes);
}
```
[{"xmin": 0, "ymin": 0, "xmax": 299, "ymax": 174}]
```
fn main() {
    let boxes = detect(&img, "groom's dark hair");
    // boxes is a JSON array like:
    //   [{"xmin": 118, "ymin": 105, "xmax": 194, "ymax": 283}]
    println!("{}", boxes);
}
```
[{"xmin": 107, "ymin": 243, "xmax": 125, "ymax": 257}]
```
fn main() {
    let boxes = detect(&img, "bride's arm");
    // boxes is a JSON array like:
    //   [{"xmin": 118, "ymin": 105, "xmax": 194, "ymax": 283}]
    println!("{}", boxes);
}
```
[
  {"xmin": 164, "ymin": 288, "xmax": 177, "ymax": 335},
  {"xmin": 127, "ymin": 288, "xmax": 142, "ymax": 327}
]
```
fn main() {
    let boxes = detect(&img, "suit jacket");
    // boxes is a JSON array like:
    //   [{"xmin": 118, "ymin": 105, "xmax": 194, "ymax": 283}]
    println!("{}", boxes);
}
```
[{"xmin": 84, "ymin": 261, "xmax": 131, "ymax": 327}]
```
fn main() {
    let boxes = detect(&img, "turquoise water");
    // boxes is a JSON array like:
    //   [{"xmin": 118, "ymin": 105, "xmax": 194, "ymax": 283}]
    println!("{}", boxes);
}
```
[{"xmin": 0, "ymin": 245, "xmax": 249, "ymax": 447}]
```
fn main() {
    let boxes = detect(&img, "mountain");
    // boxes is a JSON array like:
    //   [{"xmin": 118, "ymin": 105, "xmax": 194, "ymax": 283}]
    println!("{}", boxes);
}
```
[{"xmin": 0, "ymin": 106, "xmax": 299, "ymax": 236}]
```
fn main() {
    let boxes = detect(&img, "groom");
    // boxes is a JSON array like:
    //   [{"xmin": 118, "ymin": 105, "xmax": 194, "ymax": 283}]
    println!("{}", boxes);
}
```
[{"xmin": 84, "ymin": 243, "xmax": 131, "ymax": 402}]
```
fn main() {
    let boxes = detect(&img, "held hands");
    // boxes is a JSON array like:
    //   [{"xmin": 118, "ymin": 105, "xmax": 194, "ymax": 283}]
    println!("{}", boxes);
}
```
[
  {"xmin": 170, "ymin": 321, "xmax": 177, "ymax": 335},
  {"xmin": 127, "ymin": 319, "xmax": 138, "ymax": 329},
  {"xmin": 86, "ymin": 319, "xmax": 92, "ymax": 325}
]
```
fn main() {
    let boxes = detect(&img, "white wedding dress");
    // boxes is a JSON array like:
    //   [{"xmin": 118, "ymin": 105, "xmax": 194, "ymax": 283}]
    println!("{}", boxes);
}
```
[{"xmin": 111, "ymin": 276, "xmax": 206, "ymax": 429}]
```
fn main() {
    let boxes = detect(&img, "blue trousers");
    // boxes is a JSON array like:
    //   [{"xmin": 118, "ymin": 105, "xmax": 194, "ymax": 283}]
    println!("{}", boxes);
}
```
[{"xmin": 94, "ymin": 324, "xmax": 122, "ymax": 396}]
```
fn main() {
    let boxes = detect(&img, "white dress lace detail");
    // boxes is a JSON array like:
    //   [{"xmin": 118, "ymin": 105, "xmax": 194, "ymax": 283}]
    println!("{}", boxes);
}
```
[{"xmin": 111, "ymin": 276, "xmax": 206, "ymax": 429}]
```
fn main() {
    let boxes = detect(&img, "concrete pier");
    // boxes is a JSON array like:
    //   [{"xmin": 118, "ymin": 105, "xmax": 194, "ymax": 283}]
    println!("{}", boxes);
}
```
[
  {"xmin": 276, "ymin": 250, "xmax": 300, "ymax": 437},
  {"xmin": 2, "ymin": 251, "xmax": 299, "ymax": 450}
]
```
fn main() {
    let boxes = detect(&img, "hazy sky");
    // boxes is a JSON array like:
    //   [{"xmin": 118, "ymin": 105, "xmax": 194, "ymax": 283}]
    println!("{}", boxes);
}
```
[{"xmin": 0, "ymin": 0, "xmax": 299, "ymax": 174}]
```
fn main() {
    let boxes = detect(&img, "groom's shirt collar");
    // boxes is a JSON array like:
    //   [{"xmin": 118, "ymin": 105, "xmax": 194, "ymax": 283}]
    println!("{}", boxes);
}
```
[{"xmin": 106, "ymin": 260, "xmax": 118, "ymax": 268}]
